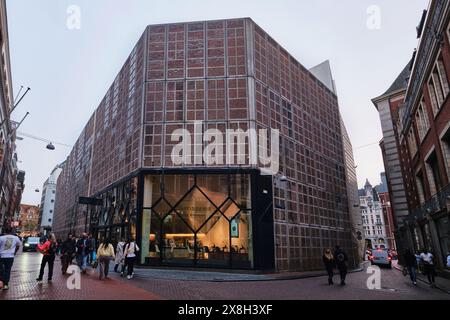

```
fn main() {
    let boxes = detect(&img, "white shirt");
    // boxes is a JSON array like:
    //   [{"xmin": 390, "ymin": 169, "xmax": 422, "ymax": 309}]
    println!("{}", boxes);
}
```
[
  {"xmin": 420, "ymin": 252, "xmax": 434, "ymax": 265},
  {"xmin": 0, "ymin": 235, "xmax": 21, "ymax": 258},
  {"xmin": 124, "ymin": 242, "xmax": 139, "ymax": 258}
]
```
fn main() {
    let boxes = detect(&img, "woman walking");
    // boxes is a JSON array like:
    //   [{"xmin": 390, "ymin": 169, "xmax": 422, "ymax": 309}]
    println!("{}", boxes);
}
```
[
  {"xmin": 123, "ymin": 237, "xmax": 139, "ymax": 280},
  {"xmin": 97, "ymin": 239, "xmax": 115, "ymax": 280},
  {"xmin": 36, "ymin": 233, "xmax": 57, "ymax": 283},
  {"xmin": 114, "ymin": 238, "xmax": 125, "ymax": 273},
  {"xmin": 322, "ymin": 248, "xmax": 335, "ymax": 285}
]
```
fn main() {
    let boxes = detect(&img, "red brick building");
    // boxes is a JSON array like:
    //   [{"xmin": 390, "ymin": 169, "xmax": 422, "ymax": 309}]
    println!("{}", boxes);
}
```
[
  {"xmin": 54, "ymin": 18, "xmax": 355, "ymax": 272},
  {"xmin": 18, "ymin": 204, "xmax": 40, "ymax": 237},
  {"xmin": 374, "ymin": 1, "xmax": 450, "ymax": 272}
]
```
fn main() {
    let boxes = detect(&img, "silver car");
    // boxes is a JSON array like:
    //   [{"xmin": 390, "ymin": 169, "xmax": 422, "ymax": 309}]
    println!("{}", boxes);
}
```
[{"xmin": 369, "ymin": 249, "xmax": 392, "ymax": 268}]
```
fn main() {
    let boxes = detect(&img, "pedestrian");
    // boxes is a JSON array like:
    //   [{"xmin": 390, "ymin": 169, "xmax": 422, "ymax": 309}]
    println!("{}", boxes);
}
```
[
  {"xmin": 114, "ymin": 238, "xmax": 125, "ymax": 273},
  {"xmin": 76, "ymin": 232, "xmax": 93, "ymax": 274},
  {"xmin": 97, "ymin": 239, "xmax": 115, "ymax": 280},
  {"xmin": 56, "ymin": 238, "xmax": 63, "ymax": 255},
  {"xmin": 36, "ymin": 233, "xmax": 57, "ymax": 283},
  {"xmin": 60, "ymin": 233, "xmax": 76, "ymax": 275},
  {"xmin": 123, "ymin": 237, "xmax": 139, "ymax": 279},
  {"xmin": 403, "ymin": 248, "xmax": 417, "ymax": 285},
  {"xmin": 446, "ymin": 252, "xmax": 450, "ymax": 269},
  {"xmin": 420, "ymin": 249, "xmax": 436, "ymax": 287},
  {"xmin": 88, "ymin": 233, "xmax": 96, "ymax": 266},
  {"xmin": 334, "ymin": 245, "xmax": 348, "ymax": 286},
  {"xmin": 322, "ymin": 248, "xmax": 335, "ymax": 285},
  {"xmin": 0, "ymin": 227, "xmax": 21, "ymax": 290}
]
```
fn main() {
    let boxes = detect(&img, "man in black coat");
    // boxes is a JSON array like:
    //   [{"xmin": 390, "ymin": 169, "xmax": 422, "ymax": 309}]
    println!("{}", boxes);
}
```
[
  {"xmin": 60, "ymin": 234, "xmax": 76, "ymax": 275},
  {"xmin": 334, "ymin": 245, "xmax": 349, "ymax": 286}
]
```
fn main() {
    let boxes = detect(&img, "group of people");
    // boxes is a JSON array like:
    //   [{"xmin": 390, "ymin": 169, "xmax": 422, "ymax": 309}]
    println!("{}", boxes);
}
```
[
  {"xmin": 322, "ymin": 246, "xmax": 349, "ymax": 286},
  {"xmin": 0, "ymin": 227, "xmax": 140, "ymax": 290},
  {"xmin": 402, "ymin": 248, "xmax": 448, "ymax": 287}
]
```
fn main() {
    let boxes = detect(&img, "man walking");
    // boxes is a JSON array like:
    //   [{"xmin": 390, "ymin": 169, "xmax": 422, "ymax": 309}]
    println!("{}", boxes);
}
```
[
  {"xmin": 0, "ymin": 227, "xmax": 21, "ymax": 290},
  {"xmin": 420, "ymin": 249, "xmax": 436, "ymax": 287},
  {"xmin": 403, "ymin": 248, "xmax": 417, "ymax": 285},
  {"xmin": 61, "ymin": 233, "xmax": 76, "ymax": 275},
  {"xmin": 76, "ymin": 233, "xmax": 93, "ymax": 274},
  {"xmin": 334, "ymin": 245, "xmax": 349, "ymax": 286}
]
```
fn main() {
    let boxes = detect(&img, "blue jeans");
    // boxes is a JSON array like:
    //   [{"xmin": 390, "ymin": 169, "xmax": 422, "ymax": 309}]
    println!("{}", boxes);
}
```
[
  {"xmin": 407, "ymin": 265, "xmax": 417, "ymax": 283},
  {"xmin": 77, "ymin": 254, "xmax": 88, "ymax": 271},
  {"xmin": 0, "ymin": 258, "xmax": 14, "ymax": 285}
]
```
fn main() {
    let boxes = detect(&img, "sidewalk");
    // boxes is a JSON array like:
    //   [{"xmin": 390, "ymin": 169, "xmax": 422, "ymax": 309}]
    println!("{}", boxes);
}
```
[
  {"xmin": 393, "ymin": 261, "xmax": 450, "ymax": 294},
  {"xmin": 0, "ymin": 253, "xmax": 161, "ymax": 300},
  {"xmin": 130, "ymin": 262, "xmax": 367, "ymax": 282}
]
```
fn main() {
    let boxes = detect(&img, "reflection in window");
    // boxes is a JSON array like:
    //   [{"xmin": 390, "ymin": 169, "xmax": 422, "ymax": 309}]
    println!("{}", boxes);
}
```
[{"xmin": 142, "ymin": 173, "xmax": 253, "ymax": 267}]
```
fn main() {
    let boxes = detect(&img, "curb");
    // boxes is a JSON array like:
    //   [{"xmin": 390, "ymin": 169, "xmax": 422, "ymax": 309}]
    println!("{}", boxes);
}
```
[
  {"xmin": 132, "ymin": 262, "xmax": 368, "ymax": 283},
  {"xmin": 393, "ymin": 264, "xmax": 450, "ymax": 295}
]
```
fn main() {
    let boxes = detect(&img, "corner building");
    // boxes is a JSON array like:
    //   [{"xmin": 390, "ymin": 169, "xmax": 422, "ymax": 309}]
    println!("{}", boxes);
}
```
[{"xmin": 54, "ymin": 18, "xmax": 353, "ymax": 272}]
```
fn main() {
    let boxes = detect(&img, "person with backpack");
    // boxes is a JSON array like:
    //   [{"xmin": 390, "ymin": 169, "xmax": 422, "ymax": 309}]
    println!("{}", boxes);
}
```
[
  {"xmin": 36, "ymin": 233, "xmax": 57, "ymax": 283},
  {"xmin": 97, "ymin": 239, "xmax": 115, "ymax": 280},
  {"xmin": 334, "ymin": 245, "xmax": 349, "ymax": 286},
  {"xmin": 322, "ymin": 248, "xmax": 335, "ymax": 285},
  {"xmin": 123, "ymin": 237, "xmax": 139, "ymax": 279},
  {"xmin": 114, "ymin": 238, "xmax": 125, "ymax": 273}
]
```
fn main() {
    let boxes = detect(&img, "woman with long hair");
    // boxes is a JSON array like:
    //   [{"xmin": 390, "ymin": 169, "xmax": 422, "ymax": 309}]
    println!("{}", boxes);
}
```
[
  {"xmin": 97, "ymin": 238, "xmax": 115, "ymax": 280},
  {"xmin": 322, "ymin": 248, "xmax": 335, "ymax": 285},
  {"xmin": 123, "ymin": 237, "xmax": 139, "ymax": 280},
  {"xmin": 36, "ymin": 233, "xmax": 57, "ymax": 283}
]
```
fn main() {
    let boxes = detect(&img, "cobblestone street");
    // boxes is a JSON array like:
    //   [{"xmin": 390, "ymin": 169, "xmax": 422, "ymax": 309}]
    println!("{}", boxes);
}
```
[{"xmin": 1, "ymin": 252, "xmax": 450, "ymax": 300}]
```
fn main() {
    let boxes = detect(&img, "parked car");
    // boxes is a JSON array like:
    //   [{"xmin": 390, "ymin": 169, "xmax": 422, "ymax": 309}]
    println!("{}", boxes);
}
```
[
  {"xmin": 369, "ymin": 248, "xmax": 392, "ymax": 268},
  {"xmin": 22, "ymin": 237, "xmax": 40, "ymax": 252}
]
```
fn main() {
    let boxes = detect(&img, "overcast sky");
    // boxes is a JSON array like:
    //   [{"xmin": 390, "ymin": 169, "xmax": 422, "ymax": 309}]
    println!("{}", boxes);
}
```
[{"xmin": 7, "ymin": 0, "xmax": 428, "ymax": 205}]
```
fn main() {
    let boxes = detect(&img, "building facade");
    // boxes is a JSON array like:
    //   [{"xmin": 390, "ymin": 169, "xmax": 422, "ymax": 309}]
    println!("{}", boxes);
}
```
[
  {"xmin": 374, "ymin": 0, "xmax": 450, "ymax": 272},
  {"xmin": 39, "ymin": 162, "xmax": 65, "ymax": 235},
  {"xmin": 18, "ymin": 204, "xmax": 40, "ymax": 237},
  {"xmin": 360, "ymin": 180, "xmax": 389, "ymax": 250},
  {"xmin": 0, "ymin": 0, "xmax": 21, "ymax": 233},
  {"xmin": 54, "ymin": 18, "xmax": 354, "ymax": 272},
  {"xmin": 375, "ymin": 173, "xmax": 397, "ymax": 250}
]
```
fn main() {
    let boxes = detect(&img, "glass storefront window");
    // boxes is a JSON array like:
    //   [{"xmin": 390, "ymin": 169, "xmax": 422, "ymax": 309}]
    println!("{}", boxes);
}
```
[{"xmin": 142, "ymin": 173, "xmax": 253, "ymax": 268}]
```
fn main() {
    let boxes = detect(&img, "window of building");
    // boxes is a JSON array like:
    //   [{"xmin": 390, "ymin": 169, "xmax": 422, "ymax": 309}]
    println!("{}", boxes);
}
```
[
  {"xmin": 428, "ymin": 54, "xmax": 449, "ymax": 116},
  {"xmin": 407, "ymin": 128, "xmax": 418, "ymax": 158},
  {"xmin": 440, "ymin": 125, "xmax": 450, "ymax": 179},
  {"xmin": 415, "ymin": 170, "xmax": 426, "ymax": 204},
  {"xmin": 415, "ymin": 98, "xmax": 430, "ymax": 141},
  {"xmin": 51, "ymin": 199, "xmax": 55, "ymax": 203},
  {"xmin": 425, "ymin": 151, "xmax": 442, "ymax": 196}
]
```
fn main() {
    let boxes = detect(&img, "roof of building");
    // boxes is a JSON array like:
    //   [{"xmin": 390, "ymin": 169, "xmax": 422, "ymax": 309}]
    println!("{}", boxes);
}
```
[{"xmin": 382, "ymin": 63, "xmax": 411, "ymax": 96}]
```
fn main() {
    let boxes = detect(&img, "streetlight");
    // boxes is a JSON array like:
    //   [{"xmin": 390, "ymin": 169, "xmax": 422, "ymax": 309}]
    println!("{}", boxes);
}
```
[{"xmin": 46, "ymin": 142, "xmax": 55, "ymax": 150}]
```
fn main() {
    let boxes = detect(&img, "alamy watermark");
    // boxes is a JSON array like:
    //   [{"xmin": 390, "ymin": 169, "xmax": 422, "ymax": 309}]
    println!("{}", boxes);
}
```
[
  {"xmin": 170, "ymin": 121, "xmax": 280, "ymax": 175},
  {"xmin": 66, "ymin": 265, "xmax": 81, "ymax": 290},
  {"xmin": 366, "ymin": 265, "xmax": 381, "ymax": 290},
  {"xmin": 366, "ymin": 5, "xmax": 381, "ymax": 30},
  {"xmin": 66, "ymin": 5, "xmax": 81, "ymax": 30}
]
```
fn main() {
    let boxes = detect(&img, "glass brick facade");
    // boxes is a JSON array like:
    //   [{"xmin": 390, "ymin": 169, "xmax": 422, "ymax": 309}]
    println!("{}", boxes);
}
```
[{"xmin": 53, "ymin": 18, "xmax": 353, "ymax": 272}]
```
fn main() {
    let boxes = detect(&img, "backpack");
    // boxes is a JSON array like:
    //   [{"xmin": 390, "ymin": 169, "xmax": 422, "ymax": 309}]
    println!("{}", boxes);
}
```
[
  {"xmin": 336, "ymin": 252, "xmax": 345, "ymax": 263},
  {"xmin": 47, "ymin": 242, "xmax": 57, "ymax": 255}
]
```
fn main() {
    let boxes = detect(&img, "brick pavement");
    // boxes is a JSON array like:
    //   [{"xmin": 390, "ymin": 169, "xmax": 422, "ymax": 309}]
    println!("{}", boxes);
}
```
[{"xmin": 0, "ymin": 252, "xmax": 160, "ymax": 300}]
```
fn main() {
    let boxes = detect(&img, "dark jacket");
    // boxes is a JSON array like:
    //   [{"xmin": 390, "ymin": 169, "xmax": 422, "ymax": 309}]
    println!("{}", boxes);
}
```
[
  {"xmin": 323, "ymin": 255, "xmax": 335, "ymax": 271},
  {"xmin": 76, "ymin": 238, "xmax": 93, "ymax": 256},
  {"xmin": 334, "ymin": 248, "xmax": 348, "ymax": 268},
  {"xmin": 403, "ymin": 251, "xmax": 417, "ymax": 267},
  {"xmin": 61, "ymin": 238, "xmax": 76, "ymax": 255}
]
